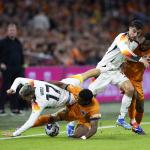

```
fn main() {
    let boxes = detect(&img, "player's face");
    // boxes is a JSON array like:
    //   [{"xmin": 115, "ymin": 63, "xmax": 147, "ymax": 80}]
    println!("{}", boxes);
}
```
[
  {"xmin": 141, "ymin": 40, "xmax": 150, "ymax": 51},
  {"xmin": 7, "ymin": 25, "xmax": 17, "ymax": 39},
  {"xmin": 128, "ymin": 27, "xmax": 142, "ymax": 41}
]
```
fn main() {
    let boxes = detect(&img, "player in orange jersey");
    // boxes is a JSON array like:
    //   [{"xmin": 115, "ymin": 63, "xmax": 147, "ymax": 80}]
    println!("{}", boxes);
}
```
[
  {"xmin": 33, "ymin": 83, "xmax": 101, "ymax": 140},
  {"xmin": 122, "ymin": 32, "xmax": 150, "ymax": 134}
]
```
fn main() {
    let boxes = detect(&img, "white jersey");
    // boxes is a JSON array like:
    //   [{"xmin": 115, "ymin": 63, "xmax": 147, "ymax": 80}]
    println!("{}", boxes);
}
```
[
  {"xmin": 96, "ymin": 33, "xmax": 139, "ymax": 72},
  {"xmin": 11, "ymin": 77, "xmax": 75, "ymax": 136}
]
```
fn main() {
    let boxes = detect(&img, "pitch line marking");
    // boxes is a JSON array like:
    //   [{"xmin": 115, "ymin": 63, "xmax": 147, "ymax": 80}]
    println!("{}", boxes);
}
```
[{"xmin": 0, "ymin": 122, "xmax": 150, "ymax": 141}]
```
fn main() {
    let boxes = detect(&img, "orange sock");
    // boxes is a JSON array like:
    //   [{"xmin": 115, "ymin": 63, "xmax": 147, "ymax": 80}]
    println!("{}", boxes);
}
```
[
  {"xmin": 33, "ymin": 115, "xmax": 50, "ymax": 127},
  {"xmin": 135, "ymin": 112, "xmax": 143, "ymax": 124}
]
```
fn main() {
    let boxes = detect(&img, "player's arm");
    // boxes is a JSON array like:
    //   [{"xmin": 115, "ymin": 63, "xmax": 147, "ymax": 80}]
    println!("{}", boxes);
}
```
[
  {"xmin": 118, "ymin": 35, "xmax": 149, "ymax": 67},
  {"xmin": 11, "ymin": 105, "xmax": 43, "ymax": 137},
  {"xmin": 7, "ymin": 77, "xmax": 34, "ymax": 94},
  {"xmin": 81, "ymin": 119, "xmax": 99, "ymax": 139}
]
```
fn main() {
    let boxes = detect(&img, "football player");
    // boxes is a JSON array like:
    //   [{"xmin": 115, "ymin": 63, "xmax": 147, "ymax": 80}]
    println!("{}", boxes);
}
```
[
  {"xmin": 68, "ymin": 32, "xmax": 150, "ymax": 134},
  {"xmin": 66, "ymin": 20, "xmax": 149, "ymax": 130},
  {"xmin": 3, "ymin": 77, "xmax": 80, "ymax": 137},
  {"xmin": 33, "ymin": 82, "xmax": 101, "ymax": 140},
  {"xmin": 123, "ymin": 32, "xmax": 150, "ymax": 134}
]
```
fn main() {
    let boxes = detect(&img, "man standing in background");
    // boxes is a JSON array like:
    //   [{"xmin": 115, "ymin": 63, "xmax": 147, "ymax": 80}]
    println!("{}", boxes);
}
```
[{"xmin": 0, "ymin": 23, "xmax": 25, "ymax": 116}]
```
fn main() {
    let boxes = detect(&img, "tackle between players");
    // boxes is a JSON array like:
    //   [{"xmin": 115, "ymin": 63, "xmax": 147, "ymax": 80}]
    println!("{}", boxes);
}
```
[
  {"xmin": 34, "ymin": 81, "xmax": 101, "ymax": 139},
  {"xmin": 5, "ymin": 77, "xmax": 77, "ymax": 137},
  {"xmin": 4, "ymin": 77, "xmax": 101, "ymax": 139}
]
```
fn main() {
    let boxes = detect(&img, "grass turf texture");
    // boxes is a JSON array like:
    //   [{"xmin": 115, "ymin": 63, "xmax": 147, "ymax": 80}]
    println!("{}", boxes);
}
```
[{"xmin": 0, "ymin": 101, "xmax": 150, "ymax": 150}]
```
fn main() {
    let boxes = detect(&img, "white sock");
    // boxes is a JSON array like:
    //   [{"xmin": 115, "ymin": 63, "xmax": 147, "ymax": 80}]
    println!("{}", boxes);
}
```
[{"xmin": 118, "ymin": 94, "xmax": 132, "ymax": 119}]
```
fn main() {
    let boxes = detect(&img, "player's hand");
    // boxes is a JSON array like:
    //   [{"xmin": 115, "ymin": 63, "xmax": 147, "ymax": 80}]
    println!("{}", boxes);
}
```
[
  {"xmin": 139, "ymin": 57, "xmax": 150, "ymax": 68},
  {"xmin": 2, "ymin": 131, "xmax": 14, "ymax": 137},
  {"xmin": 7, "ymin": 89, "xmax": 15, "ymax": 95}
]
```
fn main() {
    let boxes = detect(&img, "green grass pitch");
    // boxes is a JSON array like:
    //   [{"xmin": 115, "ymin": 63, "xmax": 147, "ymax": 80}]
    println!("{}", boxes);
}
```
[{"xmin": 0, "ymin": 102, "xmax": 150, "ymax": 150}]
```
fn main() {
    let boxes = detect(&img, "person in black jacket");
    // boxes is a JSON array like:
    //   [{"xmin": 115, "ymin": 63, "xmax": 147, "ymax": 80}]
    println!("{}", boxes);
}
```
[{"xmin": 0, "ymin": 23, "xmax": 25, "ymax": 116}]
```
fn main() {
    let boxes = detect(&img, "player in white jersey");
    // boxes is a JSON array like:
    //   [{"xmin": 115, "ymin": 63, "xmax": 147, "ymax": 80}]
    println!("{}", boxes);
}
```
[
  {"xmin": 66, "ymin": 20, "xmax": 150, "ymax": 132},
  {"xmin": 4, "ymin": 77, "xmax": 80, "ymax": 137}
]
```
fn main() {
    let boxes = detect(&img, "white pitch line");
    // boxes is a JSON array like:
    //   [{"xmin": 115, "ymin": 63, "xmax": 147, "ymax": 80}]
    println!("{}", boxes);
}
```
[{"xmin": 0, "ymin": 122, "xmax": 150, "ymax": 141}]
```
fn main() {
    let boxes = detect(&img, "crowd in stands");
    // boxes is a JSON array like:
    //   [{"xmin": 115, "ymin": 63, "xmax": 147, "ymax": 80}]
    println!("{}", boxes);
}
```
[{"xmin": 0, "ymin": 0, "xmax": 149, "ymax": 66}]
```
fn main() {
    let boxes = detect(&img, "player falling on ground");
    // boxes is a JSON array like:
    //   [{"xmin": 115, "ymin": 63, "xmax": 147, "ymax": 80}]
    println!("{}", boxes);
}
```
[
  {"xmin": 33, "ymin": 82, "xmax": 101, "ymax": 140},
  {"xmin": 3, "ymin": 77, "xmax": 77, "ymax": 137},
  {"xmin": 3, "ymin": 77, "xmax": 100, "ymax": 139},
  {"xmin": 66, "ymin": 20, "xmax": 150, "ymax": 132},
  {"xmin": 122, "ymin": 33, "xmax": 150, "ymax": 134}
]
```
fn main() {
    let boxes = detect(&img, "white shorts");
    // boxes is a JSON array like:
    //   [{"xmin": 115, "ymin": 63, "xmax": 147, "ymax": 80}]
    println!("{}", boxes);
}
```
[{"xmin": 88, "ymin": 70, "xmax": 129, "ymax": 95}]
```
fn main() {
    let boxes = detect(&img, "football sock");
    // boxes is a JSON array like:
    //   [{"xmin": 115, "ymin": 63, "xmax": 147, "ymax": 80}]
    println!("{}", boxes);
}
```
[
  {"xmin": 135, "ymin": 112, "xmax": 143, "ymax": 124},
  {"xmin": 119, "ymin": 94, "xmax": 132, "ymax": 119},
  {"xmin": 128, "ymin": 103, "xmax": 136, "ymax": 120}
]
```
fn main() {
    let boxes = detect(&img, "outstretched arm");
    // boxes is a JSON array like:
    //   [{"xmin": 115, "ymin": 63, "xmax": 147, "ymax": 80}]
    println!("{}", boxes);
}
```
[{"xmin": 7, "ymin": 77, "xmax": 34, "ymax": 93}]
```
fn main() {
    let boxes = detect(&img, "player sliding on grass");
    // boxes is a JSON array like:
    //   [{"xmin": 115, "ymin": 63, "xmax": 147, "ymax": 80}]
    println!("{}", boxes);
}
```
[
  {"xmin": 66, "ymin": 20, "xmax": 150, "ymax": 132},
  {"xmin": 3, "ymin": 77, "xmax": 100, "ymax": 139}
]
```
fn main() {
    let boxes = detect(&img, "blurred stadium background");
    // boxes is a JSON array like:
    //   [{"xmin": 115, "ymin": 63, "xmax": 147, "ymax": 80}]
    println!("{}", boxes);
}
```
[
  {"xmin": 0, "ymin": 1, "xmax": 150, "ymax": 149},
  {"xmin": 0, "ymin": 0, "xmax": 150, "ymax": 138}
]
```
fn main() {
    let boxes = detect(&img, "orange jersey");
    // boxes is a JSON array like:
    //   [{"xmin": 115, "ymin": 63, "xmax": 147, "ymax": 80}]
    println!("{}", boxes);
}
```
[
  {"xmin": 123, "ymin": 47, "xmax": 150, "ymax": 81},
  {"xmin": 66, "ymin": 85, "xmax": 100, "ymax": 127}
]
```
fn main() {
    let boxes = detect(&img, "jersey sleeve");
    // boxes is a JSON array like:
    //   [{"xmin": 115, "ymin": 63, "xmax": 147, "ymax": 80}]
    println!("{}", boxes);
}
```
[
  {"xmin": 117, "ymin": 34, "xmax": 140, "ymax": 62},
  {"xmin": 12, "ymin": 102, "xmax": 43, "ymax": 136},
  {"xmin": 10, "ymin": 77, "xmax": 34, "ymax": 92}
]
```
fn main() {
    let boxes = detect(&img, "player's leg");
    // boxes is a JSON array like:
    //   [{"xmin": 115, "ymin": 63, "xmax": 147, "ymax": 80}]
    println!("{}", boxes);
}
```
[
  {"xmin": 33, "ymin": 114, "xmax": 51, "ymax": 127},
  {"xmin": 64, "ymin": 68, "xmax": 100, "ymax": 84},
  {"xmin": 81, "ymin": 68, "xmax": 100, "ymax": 81},
  {"xmin": 112, "ymin": 71, "xmax": 134, "ymax": 129},
  {"xmin": 88, "ymin": 72, "xmax": 111, "ymax": 95},
  {"xmin": 134, "ymin": 82, "xmax": 144, "ymax": 124},
  {"xmin": 128, "ymin": 94, "xmax": 136, "ymax": 124},
  {"xmin": 33, "ymin": 108, "xmax": 68, "ymax": 127},
  {"xmin": 130, "ymin": 81, "xmax": 145, "ymax": 134}
]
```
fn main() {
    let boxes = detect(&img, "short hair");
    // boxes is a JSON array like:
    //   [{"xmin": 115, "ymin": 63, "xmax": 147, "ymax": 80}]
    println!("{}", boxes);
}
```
[
  {"xmin": 144, "ymin": 33, "xmax": 150, "ymax": 40},
  {"xmin": 78, "ymin": 89, "xmax": 93, "ymax": 106},
  {"xmin": 19, "ymin": 84, "xmax": 34, "ymax": 97},
  {"xmin": 129, "ymin": 20, "xmax": 144, "ymax": 30}
]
